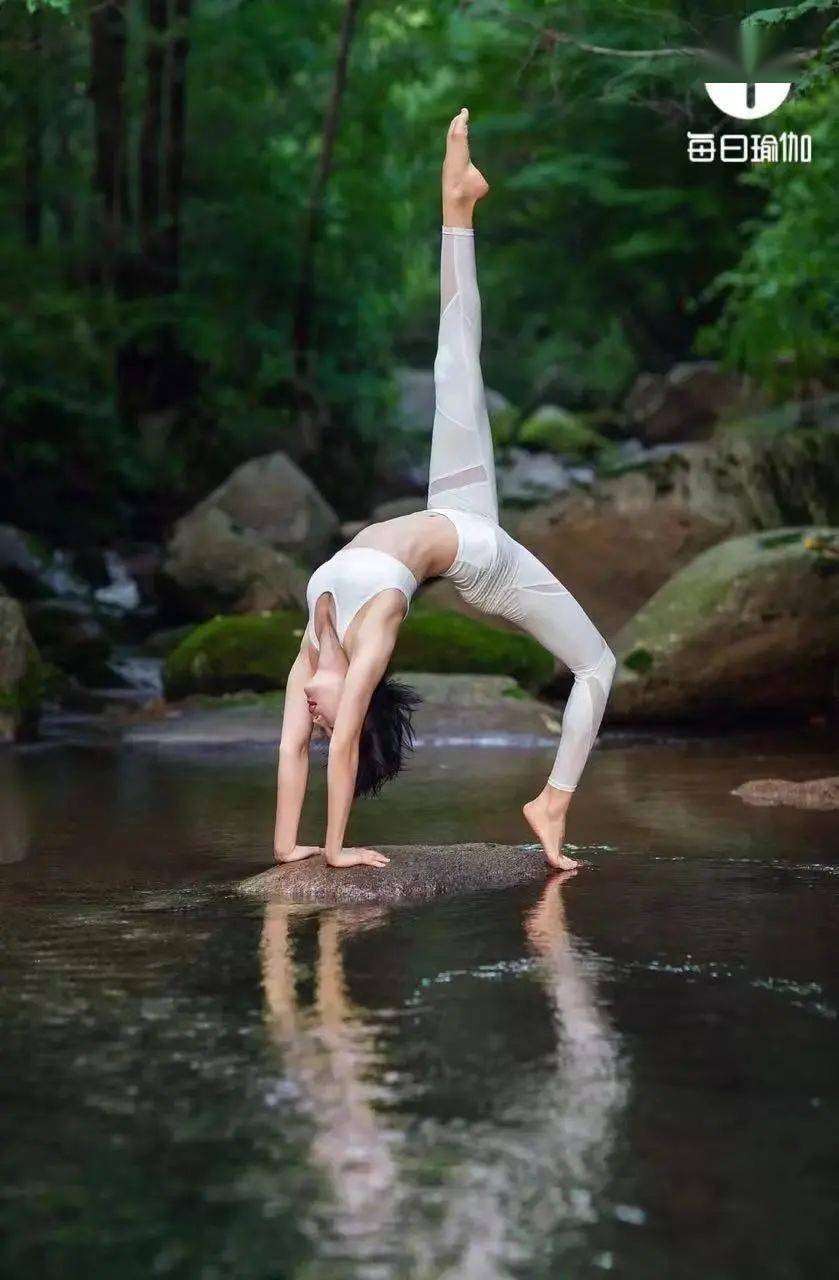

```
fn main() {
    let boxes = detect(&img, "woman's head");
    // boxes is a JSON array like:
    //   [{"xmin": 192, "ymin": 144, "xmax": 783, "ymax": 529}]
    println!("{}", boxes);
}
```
[{"xmin": 355, "ymin": 677, "xmax": 421, "ymax": 798}]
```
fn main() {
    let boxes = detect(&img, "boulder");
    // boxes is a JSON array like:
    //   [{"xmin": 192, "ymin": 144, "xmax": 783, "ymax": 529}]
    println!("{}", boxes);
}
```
[
  {"xmin": 496, "ymin": 448, "xmax": 579, "ymax": 505},
  {"xmin": 624, "ymin": 362, "xmax": 768, "ymax": 444},
  {"xmin": 237, "ymin": 843, "xmax": 549, "ymax": 906},
  {"xmin": 378, "ymin": 368, "xmax": 512, "ymax": 493},
  {"xmin": 160, "ymin": 507, "xmax": 308, "ymax": 620},
  {"xmin": 370, "ymin": 495, "xmax": 426, "ymax": 522},
  {"xmin": 0, "ymin": 591, "xmax": 46, "ymax": 741},
  {"xmin": 731, "ymin": 777, "xmax": 839, "ymax": 810},
  {"xmin": 610, "ymin": 528, "xmax": 839, "ymax": 723},
  {"xmin": 174, "ymin": 451, "xmax": 338, "ymax": 565},
  {"xmin": 396, "ymin": 366, "xmax": 510, "ymax": 433},
  {"xmin": 517, "ymin": 426, "xmax": 839, "ymax": 635},
  {"xmin": 0, "ymin": 526, "xmax": 53, "ymax": 600},
  {"xmin": 517, "ymin": 405, "xmax": 607, "ymax": 459},
  {"xmin": 25, "ymin": 599, "xmax": 111, "ymax": 684},
  {"xmin": 162, "ymin": 606, "xmax": 554, "ymax": 700}
]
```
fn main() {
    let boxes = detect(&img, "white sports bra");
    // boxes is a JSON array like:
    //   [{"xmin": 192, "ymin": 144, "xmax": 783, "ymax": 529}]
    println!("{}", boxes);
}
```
[{"xmin": 305, "ymin": 547, "xmax": 418, "ymax": 651}]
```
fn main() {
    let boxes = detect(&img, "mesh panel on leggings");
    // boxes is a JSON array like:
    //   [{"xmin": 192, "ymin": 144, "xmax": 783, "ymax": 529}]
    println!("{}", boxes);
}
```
[{"xmin": 428, "ymin": 464, "xmax": 489, "ymax": 500}]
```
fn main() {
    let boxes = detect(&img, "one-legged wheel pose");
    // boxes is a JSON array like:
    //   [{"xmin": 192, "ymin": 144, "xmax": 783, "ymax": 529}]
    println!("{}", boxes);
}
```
[{"xmin": 274, "ymin": 109, "xmax": 615, "ymax": 872}]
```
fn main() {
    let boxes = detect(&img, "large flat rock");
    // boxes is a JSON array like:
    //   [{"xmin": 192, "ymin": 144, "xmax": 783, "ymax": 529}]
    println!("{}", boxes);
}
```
[
  {"xmin": 237, "ymin": 842, "xmax": 549, "ymax": 906},
  {"xmin": 122, "ymin": 674, "xmax": 559, "ymax": 749}
]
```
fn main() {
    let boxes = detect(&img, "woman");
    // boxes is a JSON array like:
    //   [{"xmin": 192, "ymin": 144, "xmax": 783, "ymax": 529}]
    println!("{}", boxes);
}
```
[{"xmin": 274, "ymin": 109, "xmax": 615, "ymax": 873}]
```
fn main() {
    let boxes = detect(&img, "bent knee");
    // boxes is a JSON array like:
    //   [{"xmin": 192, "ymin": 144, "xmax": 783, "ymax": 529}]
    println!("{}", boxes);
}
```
[{"xmin": 571, "ymin": 642, "xmax": 615, "ymax": 691}]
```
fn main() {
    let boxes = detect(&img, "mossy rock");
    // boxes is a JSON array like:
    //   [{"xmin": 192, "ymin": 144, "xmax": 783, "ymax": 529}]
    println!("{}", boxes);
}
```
[
  {"xmin": 393, "ymin": 607, "xmax": 552, "ymax": 688},
  {"xmin": 163, "ymin": 606, "xmax": 553, "ymax": 700},
  {"xmin": 611, "ymin": 526, "xmax": 839, "ymax": 722},
  {"xmin": 164, "ymin": 611, "xmax": 307, "ymax": 699},
  {"xmin": 518, "ymin": 406, "xmax": 607, "ymax": 459}
]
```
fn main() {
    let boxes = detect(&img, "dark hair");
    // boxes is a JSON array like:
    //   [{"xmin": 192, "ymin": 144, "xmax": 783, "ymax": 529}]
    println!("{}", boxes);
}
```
[{"xmin": 354, "ymin": 676, "xmax": 421, "ymax": 798}]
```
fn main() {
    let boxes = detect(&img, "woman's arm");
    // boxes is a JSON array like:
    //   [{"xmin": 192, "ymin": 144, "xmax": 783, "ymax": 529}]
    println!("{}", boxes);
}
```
[
  {"xmin": 273, "ymin": 642, "xmax": 317, "ymax": 863},
  {"xmin": 323, "ymin": 628, "xmax": 396, "ymax": 870}
]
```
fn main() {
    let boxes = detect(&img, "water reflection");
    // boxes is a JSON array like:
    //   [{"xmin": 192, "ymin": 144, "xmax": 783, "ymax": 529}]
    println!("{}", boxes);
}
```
[
  {"xmin": 259, "ymin": 878, "xmax": 627, "ymax": 1276},
  {"xmin": 0, "ymin": 755, "xmax": 29, "ymax": 865}
]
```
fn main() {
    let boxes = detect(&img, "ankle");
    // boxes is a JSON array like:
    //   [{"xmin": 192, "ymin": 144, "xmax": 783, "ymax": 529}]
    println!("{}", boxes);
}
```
[
  {"xmin": 442, "ymin": 198, "xmax": 473, "ymax": 229},
  {"xmin": 542, "ymin": 784, "xmax": 573, "ymax": 817}
]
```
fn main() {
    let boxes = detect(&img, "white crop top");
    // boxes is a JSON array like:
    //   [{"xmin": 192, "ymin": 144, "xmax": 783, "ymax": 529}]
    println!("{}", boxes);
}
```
[{"xmin": 305, "ymin": 547, "xmax": 418, "ymax": 650}]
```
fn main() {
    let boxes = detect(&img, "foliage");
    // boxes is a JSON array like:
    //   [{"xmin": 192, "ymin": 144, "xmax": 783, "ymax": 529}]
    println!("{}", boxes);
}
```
[{"xmin": 0, "ymin": 0, "xmax": 836, "ymax": 544}]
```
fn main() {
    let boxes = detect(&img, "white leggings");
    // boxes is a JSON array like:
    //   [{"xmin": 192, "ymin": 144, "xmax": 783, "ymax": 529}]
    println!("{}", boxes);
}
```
[{"xmin": 427, "ymin": 227, "xmax": 615, "ymax": 792}]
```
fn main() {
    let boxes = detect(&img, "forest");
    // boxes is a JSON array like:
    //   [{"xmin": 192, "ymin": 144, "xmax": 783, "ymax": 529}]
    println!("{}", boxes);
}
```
[
  {"xmin": 1, "ymin": 0, "xmax": 838, "ymax": 738},
  {"xmin": 2, "ymin": 0, "xmax": 836, "ymax": 542}
]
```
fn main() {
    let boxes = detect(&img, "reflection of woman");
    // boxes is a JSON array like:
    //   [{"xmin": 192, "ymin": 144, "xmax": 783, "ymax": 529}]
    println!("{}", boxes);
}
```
[
  {"xmin": 260, "ymin": 905, "xmax": 402, "ymax": 1253},
  {"xmin": 434, "ymin": 876, "xmax": 627, "ymax": 1272},
  {"xmin": 273, "ymin": 109, "xmax": 614, "ymax": 874},
  {"xmin": 259, "ymin": 882, "xmax": 626, "ymax": 1273}
]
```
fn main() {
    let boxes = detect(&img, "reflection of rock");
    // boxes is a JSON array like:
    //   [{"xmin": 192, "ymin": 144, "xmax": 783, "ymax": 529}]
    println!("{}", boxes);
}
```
[
  {"xmin": 0, "ymin": 591, "xmax": 44, "ymax": 741},
  {"xmin": 624, "ymin": 362, "xmax": 767, "ymax": 444},
  {"xmin": 159, "ymin": 507, "xmax": 308, "ymax": 621},
  {"xmin": 240, "ymin": 843, "xmax": 546, "ymax": 906},
  {"xmin": 0, "ymin": 755, "xmax": 29, "ymax": 863},
  {"xmin": 611, "ymin": 528, "xmax": 839, "ymax": 723},
  {"xmin": 517, "ymin": 427, "xmax": 839, "ymax": 634},
  {"xmin": 732, "ymin": 777, "xmax": 839, "ymax": 810}
]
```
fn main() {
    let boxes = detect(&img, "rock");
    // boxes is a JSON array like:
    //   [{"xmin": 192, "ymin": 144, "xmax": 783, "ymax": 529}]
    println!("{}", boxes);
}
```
[
  {"xmin": 162, "ymin": 606, "xmax": 555, "ymax": 699},
  {"xmin": 0, "ymin": 591, "xmax": 47, "ymax": 741},
  {"xmin": 517, "ymin": 426, "xmax": 839, "ymax": 635},
  {"xmin": 125, "ymin": 673, "xmax": 558, "ymax": 749},
  {"xmin": 518, "ymin": 405, "xmax": 607, "ymax": 458},
  {"xmin": 396, "ymin": 366, "xmax": 510, "ymax": 433},
  {"xmin": 25, "ymin": 598, "xmax": 111, "ymax": 685},
  {"xmin": 370, "ymin": 495, "xmax": 426, "ymax": 522},
  {"xmin": 378, "ymin": 368, "xmax": 512, "ymax": 492},
  {"xmin": 163, "ymin": 611, "xmax": 306, "ymax": 700},
  {"xmin": 237, "ymin": 843, "xmax": 548, "ymax": 906},
  {"xmin": 610, "ymin": 528, "xmax": 839, "ymax": 723},
  {"xmin": 731, "ymin": 777, "xmax": 839, "ymax": 810},
  {"xmin": 496, "ymin": 448, "xmax": 578, "ymax": 505},
  {"xmin": 0, "ymin": 526, "xmax": 53, "ymax": 600},
  {"xmin": 176, "ymin": 451, "xmax": 338, "ymax": 565},
  {"xmin": 625, "ymin": 362, "xmax": 768, "ymax": 444},
  {"xmin": 160, "ymin": 507, "xmax": 309, "ymax": 620}
]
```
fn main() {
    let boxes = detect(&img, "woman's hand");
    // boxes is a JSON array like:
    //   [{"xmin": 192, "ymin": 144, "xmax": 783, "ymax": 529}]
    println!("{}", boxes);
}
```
[
  {"xmin": 324, "ymin": 847, "xmax": 390, "ymax": 870},
  {"xmin": 274, "ymin": 844, "xmax": 321, "ymax": 864}
]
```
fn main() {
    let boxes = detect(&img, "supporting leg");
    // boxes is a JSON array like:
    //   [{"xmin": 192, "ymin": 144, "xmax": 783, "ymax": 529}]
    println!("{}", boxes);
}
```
[{"xmin": 506, "ymin": 542, "xmax": 615, "ymax": 868}]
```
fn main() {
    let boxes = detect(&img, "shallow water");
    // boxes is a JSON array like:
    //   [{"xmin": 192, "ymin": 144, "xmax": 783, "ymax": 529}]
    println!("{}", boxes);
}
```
[{"xmin": 2, "ymin": 729, "xmax": 838, "ymax": 1279}]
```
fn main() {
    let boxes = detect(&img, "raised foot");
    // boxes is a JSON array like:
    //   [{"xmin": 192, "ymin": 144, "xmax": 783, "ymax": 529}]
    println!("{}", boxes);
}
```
[
  {"xmin": 443, "ymin": 107, "xmax": 489, "ymax": 218},
  {"xmin": 523, "ymin": 794, "xmax": 579, "ymax": 872}
]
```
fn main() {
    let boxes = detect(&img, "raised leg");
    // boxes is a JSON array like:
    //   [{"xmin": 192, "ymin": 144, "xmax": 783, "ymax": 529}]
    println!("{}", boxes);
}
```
[{"xmin": 427, "ymin": 109, "xmax": 497, "ymax": 523}]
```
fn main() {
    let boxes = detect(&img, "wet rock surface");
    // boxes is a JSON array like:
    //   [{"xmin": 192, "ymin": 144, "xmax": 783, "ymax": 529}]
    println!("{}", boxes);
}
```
[
  {"xmin": 732, "ymin": 777, "xmax": 839, "ymax": 810},
  {"xmin": 237, "ymin": 842, "xmax": 549, "ymax": 905}
]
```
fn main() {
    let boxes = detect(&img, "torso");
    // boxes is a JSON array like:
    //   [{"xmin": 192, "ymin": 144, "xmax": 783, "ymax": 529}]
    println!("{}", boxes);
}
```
[{"xmin": 307, "ymin": 511, "xmax": 459, "ymax": 656}]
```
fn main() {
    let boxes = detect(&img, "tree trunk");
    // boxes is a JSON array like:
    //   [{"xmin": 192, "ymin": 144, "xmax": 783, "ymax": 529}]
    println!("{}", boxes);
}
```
[
  {"xmin": 292, "ymin": 0, "xmax": 362, "ymax": 452},
  {"xmin": 162, "ymin": 0, "xmax": 192, "ymax": 290},
  {"xmin": 23, "ymin": 8, "xmax": 43, "ymax": 248},
  {"xmin": 88, "ymin": 0, "xmax": 131, "ymax": 286},
  {"xmin": 138, "ymin": 0, "xmax": 167, "ymax": 290}
]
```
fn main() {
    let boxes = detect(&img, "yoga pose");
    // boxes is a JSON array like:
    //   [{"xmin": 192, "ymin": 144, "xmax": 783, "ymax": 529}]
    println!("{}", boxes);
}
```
[{"xmin": 274, "ymin": 109, "xmax": 615, "ymax": 872}]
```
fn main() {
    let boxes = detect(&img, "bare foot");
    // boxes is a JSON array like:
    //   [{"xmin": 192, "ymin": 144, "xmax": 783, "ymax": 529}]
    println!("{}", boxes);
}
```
[
  {"xmin": 325, "ymin": 847, "xmax": 391, "ymax": 870},
  {"xmin": 523, "ymin": 786, "xmax": 579, "ymax": 871},
  {"xmin": 274, "ymin": 844, "xmax": 320, "ymax": 864},
  {"xmin": 443, "ymin": 107, "xmax": 489, "ymax": 226}
]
